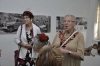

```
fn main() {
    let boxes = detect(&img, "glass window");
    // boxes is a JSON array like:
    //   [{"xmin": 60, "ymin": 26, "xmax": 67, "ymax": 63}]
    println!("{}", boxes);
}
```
[{"xmin": 94, "ymin": 0, "xmax": 100, "ymax": 40}]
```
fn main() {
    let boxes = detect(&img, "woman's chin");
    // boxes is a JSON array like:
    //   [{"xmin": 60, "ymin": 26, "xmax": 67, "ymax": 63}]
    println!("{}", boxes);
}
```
[{"xmin": 64, "ymin": 28, "xmax": 69, "ymax": 31}]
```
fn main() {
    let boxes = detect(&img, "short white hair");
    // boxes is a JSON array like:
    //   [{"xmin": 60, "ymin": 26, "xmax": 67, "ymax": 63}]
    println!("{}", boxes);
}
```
[{"xmin": 64, "ymin": 14, "xmax": 76, "ymax": 22}]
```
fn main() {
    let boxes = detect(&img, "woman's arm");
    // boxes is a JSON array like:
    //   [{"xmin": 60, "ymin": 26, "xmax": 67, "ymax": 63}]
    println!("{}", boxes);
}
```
[
  {"xmin": 14, "ymin": 25, "xmax": 22, "ymax": 45},
  {"xmin": 18, "ymin": 42, "xmax": 32, "ymax": 49},
  {"xmin": 59, "ymin": 33, "xmax": 85, "ymax": 60},
  {"xmin": 14, "ymin": 25, "xmax": 32, "ymax": 49},
  {"xmin": 59, "ymin": 47, "xmax": 82, "ymax": 59}
]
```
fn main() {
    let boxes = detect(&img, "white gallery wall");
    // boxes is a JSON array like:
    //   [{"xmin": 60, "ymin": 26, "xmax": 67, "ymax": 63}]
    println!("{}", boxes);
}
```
[{"xmin": 0, "ymin": 0, "xmax": 100, "ymax": 66}]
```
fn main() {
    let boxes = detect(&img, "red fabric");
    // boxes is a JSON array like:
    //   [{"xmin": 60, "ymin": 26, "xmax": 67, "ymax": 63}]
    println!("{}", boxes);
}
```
[{"xmin": 59, "ymin": 30, "xmax": 79, "ymax": 47}]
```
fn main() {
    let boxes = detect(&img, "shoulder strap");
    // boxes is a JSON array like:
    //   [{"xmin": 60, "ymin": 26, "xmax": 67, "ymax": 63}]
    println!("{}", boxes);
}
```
[
  {"xmin": 19, "ymin": 25, "xmax": 22, "ymax": 50},
  {"xmin": 60, "ymin": 31, "xmax": 78, "ymax": 47},
  {"xmin": 20, "ymin": 25, "xmax": 22, "ymax": 42}
]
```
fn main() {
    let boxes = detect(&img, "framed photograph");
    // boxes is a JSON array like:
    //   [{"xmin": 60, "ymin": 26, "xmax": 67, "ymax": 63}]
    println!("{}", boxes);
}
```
[
  {"xmin": 0, "ymin": 12, "xmax": 51, "ymax": 34},
  {"xmin": 56, "ymin": 16, "xmax": 64, "ymax": 32},
  {"xmin": 33, "ymin": 15, "xmax": 51, "ymax": 33},
  {"xmin": 76, "ymin": 17, "xmax": 88, "ymax": 31}
]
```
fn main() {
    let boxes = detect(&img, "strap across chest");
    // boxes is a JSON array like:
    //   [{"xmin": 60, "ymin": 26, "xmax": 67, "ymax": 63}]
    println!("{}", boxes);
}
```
[{"xmin": 59, "ymin": 30, "xmax": 79, "ymax": 48}]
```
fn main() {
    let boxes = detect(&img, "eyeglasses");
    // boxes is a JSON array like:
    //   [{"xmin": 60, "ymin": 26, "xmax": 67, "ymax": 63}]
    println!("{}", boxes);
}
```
[{"xmin": 64, "ymin": 20, "xmax": 75, "ymax": 23}]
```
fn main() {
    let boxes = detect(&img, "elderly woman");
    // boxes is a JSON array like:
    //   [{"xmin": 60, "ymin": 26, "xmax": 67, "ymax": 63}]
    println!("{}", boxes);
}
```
[
  {"xmin": 14, "ymin": 11, "xmax": 41, "ymax": 66},
  {"xmin": 51, "ymin": 15, "xmax": 84, "ymax": 66}
]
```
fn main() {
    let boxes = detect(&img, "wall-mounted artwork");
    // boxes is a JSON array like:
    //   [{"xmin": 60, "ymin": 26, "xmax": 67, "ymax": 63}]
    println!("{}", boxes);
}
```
[
  {"xmin": 56, "ymin": 16, "xmax": 88, "ymax": 32},
  {"xmin": 33, "ymin": 15, "xmax": 51, "ymax": 33},
  {"xmin": 56, "ymin": 16, "xmax": 64, "ymax": 32},
  {"xmin": 76, "ymin": 17, "xmax": 87, "ymax": 31},
  {"xmin": 0, "ymin": 12, "xmax": 51, "ymax": 34}
]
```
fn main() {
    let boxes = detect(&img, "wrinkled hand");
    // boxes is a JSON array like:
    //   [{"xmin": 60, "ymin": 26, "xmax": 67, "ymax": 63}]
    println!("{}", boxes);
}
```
[{"xmin": 59, "ymin": 47, "xmax": 68, "ymax": 54}]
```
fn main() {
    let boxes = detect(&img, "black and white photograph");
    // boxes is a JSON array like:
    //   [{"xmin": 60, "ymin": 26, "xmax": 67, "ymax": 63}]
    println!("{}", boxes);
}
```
[
  {"xmin": 33, "ymin": 15, "xmax": 51, "ymax": 33},
  {"xmin": 76, "ymin": 17, "xmax": 88, "ymax": 31},
  {"xmin": 0, "ymin": 12, "xmax": 23, "ymax": 34},
  {"xmin": 0, "ymin": 12, "xmax": 51, "ymax": 34},
  {"xmin": 56, "ymin": 16, "xmax": 64, "ymax": 32}
]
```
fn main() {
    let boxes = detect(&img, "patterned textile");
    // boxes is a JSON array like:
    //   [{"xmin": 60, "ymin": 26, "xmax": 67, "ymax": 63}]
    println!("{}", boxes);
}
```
[
  {"xmin": 17, "ymin": 28, "xmax": 36, "ymax": 66},
  {"xmin": 59, "ymin": 30, "xmax": 79, "ymax": 48}
]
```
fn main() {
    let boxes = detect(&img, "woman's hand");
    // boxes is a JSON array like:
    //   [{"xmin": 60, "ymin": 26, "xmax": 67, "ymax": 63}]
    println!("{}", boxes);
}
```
[{"xmin": 18, "ymin": 42, "xmax": 32, "ymax": 49}]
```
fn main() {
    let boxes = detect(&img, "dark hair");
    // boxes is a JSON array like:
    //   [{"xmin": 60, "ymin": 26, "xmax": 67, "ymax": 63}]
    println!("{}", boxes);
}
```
[{"xmin": 22, "ymin": 11, "xmax": 34, "ymax": 19}]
